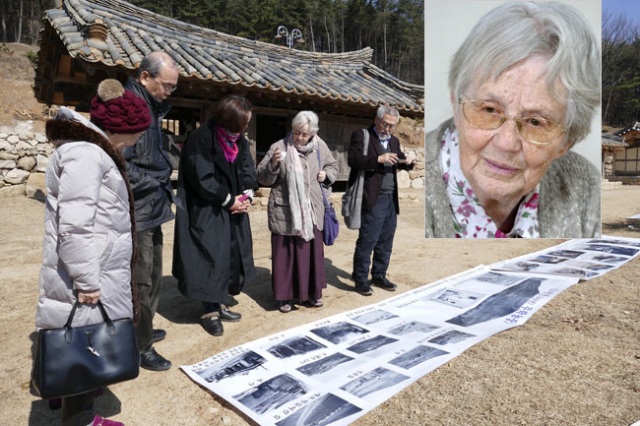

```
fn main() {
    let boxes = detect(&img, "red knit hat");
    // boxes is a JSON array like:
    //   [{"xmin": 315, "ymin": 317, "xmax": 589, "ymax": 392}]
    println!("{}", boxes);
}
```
[{"xmin": 90, "ymin": 79, "xmax": 151, "ymax": 134}]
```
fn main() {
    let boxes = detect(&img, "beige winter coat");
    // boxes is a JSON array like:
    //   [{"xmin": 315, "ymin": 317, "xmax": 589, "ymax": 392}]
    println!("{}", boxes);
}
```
[
  {"xmin": 256, "ymin": 137, "xmax": 338, "ymax": 236},
  {"xmin": 36, "ymin": 108, "xmax": 137, "ymax": 330}
]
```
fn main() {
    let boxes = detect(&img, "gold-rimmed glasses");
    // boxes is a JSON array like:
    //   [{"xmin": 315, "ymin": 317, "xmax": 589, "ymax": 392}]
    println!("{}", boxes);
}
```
[{"xmin": 458, "ymin": 97, "xmax": 567, "ymax": 146}]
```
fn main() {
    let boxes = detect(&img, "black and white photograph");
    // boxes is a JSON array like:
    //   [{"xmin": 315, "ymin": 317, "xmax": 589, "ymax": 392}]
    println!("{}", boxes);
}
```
[
  {"xmin": 426, "ymin": 288, "xmax": 485, "ymax": 309},
  {"xmin": 551, "ymin": 267, "xmax": 598, "ymax": 279},
  {"xmin": 573, "ymin": 244, "xmax": 639, "ymax": 257},
  {"xmin": 310, "ymin": 322, "xmax": 370, "ymax": 345},
  {"xmin": 508, "ymin": 261, "xmax": 542, "ymax": 272},
  {"xmin": 389, "ymin": 345, "xmax": 450, "ymax": 370},
  {"xmin": 275, "ymin": 393, "xmax": 362, "ymax": 426},
  {"xmin": 296, "ymin": 353, "xmax": 355, "ymax": 377},
  {"xmin": 352, "ymin": 310, "xmax": 399, "ymax": 326},
  {"xmin": 472, "ymin": 272, "xmax": 523, "ymax": 287},
  {"xmin": 529, "ymin": 255, "xmax": 569, "ymax": 265},
  {"xmin": 583, "ymin": 253, "xmax": 629, "ymax": 264},
  {"xmin": 566, "ymin": 260, "xmax": 615, "ymax": 272},
  {"xmin": 267, "ymin": 336, "xmax": 327, "ymax": 359},
  {"xmin": 346, "ymin": 335, "xmax": 399, "ymax": 355},
  {"xmin": 196, "ymin": 351, "xmax": 267, "ymax": 383},
  {"xmin": 388, "ymin": 321, "xmax": 440, "ymax": 336},
  {"xmin": 428, "ymin": 330, "xmax": 476, "ymax": 346},
  {"xmin": 446, "ymin": 278, "xmax": 544, "ymax": 327},
  {"xmin": 546, "ymin": 250, "xmax": 586, "ymax": 259},
  {"xmin": 588, "ymin": 239, "xmax": 640, "ymax": 248},
  {"xmin": 340, "ymin": 367, "xmax": 410, "ymax": 398},
  {"xmin": 234, "ymin": 374, "xmax": 307, "ymax": 415}
]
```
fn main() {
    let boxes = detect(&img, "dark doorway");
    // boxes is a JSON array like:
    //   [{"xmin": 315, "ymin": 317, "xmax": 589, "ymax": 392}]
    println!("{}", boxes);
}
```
[{"xmin": 256, "ymin": 114, "xmax": 289, "ymax": 165}]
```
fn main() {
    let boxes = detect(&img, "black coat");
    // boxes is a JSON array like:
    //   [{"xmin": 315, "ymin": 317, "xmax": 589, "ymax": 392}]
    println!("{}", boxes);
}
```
[
  {"xmin": 172, "ymin": 120, "xmax": 258, "ymax": 303},
  {"xmin": 123, "ymin": 78, "xmax": 175, "ymax": 231},
  {"xmin": 347, "ymin": 125, "xmax": 412, "ymax": 214}
]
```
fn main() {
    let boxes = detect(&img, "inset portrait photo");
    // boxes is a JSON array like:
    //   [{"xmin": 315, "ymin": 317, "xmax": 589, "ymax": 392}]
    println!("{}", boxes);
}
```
[{"xmin": 424, "ymin": 0, "xmax": 602, "ymax": 238}]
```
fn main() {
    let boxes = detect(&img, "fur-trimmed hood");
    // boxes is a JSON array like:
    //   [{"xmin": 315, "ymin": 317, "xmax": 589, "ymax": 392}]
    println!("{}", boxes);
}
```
[
  {"xmin": 46, "ymin": 107, "xmax": 110, "ymax": 147},
  {"xmin": 44, "ymin": 107, "xmax": 140, "ymax": 324}
]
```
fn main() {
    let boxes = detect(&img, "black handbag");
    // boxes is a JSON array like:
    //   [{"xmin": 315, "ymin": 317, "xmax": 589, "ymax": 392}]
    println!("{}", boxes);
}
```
[{"xmin": 32, "ymin": 301, "xmax": 140, "ymax": 399}]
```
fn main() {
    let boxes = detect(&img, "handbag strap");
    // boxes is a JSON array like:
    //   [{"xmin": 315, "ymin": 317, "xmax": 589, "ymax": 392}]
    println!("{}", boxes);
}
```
[
  {"xmin": 315, "ymin": 147, "xmax": 330, "ymax": 208},
  {"xmin": 64, "ymin": 300, "xmax": 112, "ymax": 329},
  {"xmin": 355, "ymin": 128, "xmax": 369, "ymax": 182},
  {"xmin": 362, "ymin": 128, "xmax": 369, "ymax": 155}
]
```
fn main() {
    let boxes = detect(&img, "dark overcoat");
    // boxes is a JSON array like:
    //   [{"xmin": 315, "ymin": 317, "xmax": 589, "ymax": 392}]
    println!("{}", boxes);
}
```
[{"xmin": 172, "ymin": 120, "xmax": 258, "ymax": 303}]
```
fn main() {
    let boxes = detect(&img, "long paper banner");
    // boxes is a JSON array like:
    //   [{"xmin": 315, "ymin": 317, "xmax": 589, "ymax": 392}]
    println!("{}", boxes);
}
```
[{"xmin": 181, "ymin": 236, "xmax": 640, "ymax": 426}]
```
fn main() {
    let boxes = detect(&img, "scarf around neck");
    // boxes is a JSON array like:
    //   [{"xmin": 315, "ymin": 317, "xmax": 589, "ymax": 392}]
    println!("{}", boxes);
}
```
[
  {"xmin": 285, "ymin": 134, "xmax": 318, "ymax": 241},
  {"xmin": 439, "ymin": 127, "xmax": 540, "ymax": 238},
  {"xmin": 215, "ymin": 125, "xmax": 240, "ymax": 163}
]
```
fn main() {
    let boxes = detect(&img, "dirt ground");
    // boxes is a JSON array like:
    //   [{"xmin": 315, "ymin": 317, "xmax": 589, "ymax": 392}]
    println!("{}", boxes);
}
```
[{"xmin": 0, "ymin": 185, "xmax": 638, "ymax": 426}]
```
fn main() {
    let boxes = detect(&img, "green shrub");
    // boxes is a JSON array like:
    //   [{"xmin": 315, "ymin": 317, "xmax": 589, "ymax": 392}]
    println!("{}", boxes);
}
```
[{"xmin": 25, "ymin": 50, "xmax": 39, "ymax": 65}]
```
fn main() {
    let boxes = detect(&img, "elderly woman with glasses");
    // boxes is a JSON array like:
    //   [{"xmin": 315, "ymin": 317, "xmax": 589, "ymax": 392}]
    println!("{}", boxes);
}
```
[
  {"xmin": 424, "ymin": 1, "xmax": 600, "ymax": 238},
  {"xmin": 256, "ymin": 111, "xmax": 338, "ymax": 313}
]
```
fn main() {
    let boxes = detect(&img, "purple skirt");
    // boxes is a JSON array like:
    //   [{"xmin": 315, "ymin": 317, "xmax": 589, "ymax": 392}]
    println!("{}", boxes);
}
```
[{"xmin": 271, "ymin": 226, "xmax": 327, "ymax": 302}]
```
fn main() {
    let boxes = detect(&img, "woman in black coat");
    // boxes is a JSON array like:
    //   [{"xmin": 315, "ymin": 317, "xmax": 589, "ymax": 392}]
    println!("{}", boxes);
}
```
[{"xmin": 172, "ymin": 95, "xmax": 258, "ymax": 336}]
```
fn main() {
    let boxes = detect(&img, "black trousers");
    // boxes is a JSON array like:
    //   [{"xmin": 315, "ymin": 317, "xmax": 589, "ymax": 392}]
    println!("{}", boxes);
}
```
[
  {"xmin": 352, "ymin": 193, "xmax": 398, "ymax": 283},
  {"xmin": 62, "ymin": 391, "xmax": 95, "ymax": 426},
  {"xmin": 134, "ymin": 226, "xmax": 163, "ymax": 353}
]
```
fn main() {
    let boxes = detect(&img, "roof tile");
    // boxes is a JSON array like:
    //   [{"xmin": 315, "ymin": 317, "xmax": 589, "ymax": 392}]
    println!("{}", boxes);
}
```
[{"xmin": 43, "ymin": 0, "xmax": 423, "ymax": 113}]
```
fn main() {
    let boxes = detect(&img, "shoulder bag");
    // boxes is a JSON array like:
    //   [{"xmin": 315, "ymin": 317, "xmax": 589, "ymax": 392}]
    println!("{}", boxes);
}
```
[
  {"xmin": 316, "ymin": 147, "xmax": 339, "ymax": 245},
  {"xmin": 341, "ymin": 129, "xmax": 369, "ymax": 229}
]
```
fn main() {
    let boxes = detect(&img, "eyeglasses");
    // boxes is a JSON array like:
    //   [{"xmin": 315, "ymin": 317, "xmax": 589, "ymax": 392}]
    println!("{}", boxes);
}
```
[
  {"xmin": 152, "ymin": 76, "xmax": 178, "ymax": 94},
  {"xmin": 378, "ymin": 121, "xmax": 397, "ymax": 130},
  {"xmin": 292, "ymin": 130, "xmax": 311, "ymax": 139},
  {"xmin": 458, "ymin": 97, "xmax": 566, "ymax": 146}
]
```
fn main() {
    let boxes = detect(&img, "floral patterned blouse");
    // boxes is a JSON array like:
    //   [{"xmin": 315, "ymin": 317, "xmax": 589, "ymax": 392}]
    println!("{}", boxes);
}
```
[{"xmin": 439, "ymin": 127, "xmax": 540, "ymax": 238}]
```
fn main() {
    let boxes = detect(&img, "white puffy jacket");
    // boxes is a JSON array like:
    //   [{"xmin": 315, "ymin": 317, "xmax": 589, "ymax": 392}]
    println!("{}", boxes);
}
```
[{"xmin": 36, "ymin": 108, "xmax": 136, "ymax": 330}]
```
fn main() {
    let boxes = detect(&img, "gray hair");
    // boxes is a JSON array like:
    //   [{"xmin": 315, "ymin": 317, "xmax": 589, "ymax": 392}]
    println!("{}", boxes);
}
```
[
  {"xmin": 292, "ymin": 111, "xmax": 320, "ymax": 135},
  {"xmin": 138, "ymin": 51, "xmax": 177, "ymax": 78},
  {"xmin": 448, "ymin": 1, "xmax": 600, "ymax": 143},
  {"xmin": 376, "ymin": 105, "xmax": 399, "ymax": 120}
]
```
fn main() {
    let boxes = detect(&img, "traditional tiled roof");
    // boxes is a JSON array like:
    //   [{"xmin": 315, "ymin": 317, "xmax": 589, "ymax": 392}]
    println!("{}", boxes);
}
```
[
  {"xmin": 614, "ymin": 122, "xmax": 640, "ymax": 137},
  {"xmin": 42, "ymin": 0, "xmax": 423, "ymax": 115},
  {"xmin": 602, "ymin": 133, "xmax": 626, "ymax": 149}
]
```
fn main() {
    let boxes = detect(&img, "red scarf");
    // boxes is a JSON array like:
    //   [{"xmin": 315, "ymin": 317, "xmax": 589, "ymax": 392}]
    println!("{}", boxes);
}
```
[{"xmin": 215, "ymin": 125, "xmax": 240, "ymax": 163}]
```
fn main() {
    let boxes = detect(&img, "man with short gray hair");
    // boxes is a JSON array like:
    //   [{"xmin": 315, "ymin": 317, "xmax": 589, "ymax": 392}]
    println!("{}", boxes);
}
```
[
  {"xmin": 347, "ymin": 106, "xmax": 415, "ymax": 296},
  {"xmin": 124, "ymin": 51, "xmax": 179, "ymax": 371}
]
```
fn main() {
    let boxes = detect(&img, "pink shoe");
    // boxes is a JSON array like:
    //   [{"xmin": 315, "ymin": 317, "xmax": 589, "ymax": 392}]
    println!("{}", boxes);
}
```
[{"xmin": 92, "ymin": 415, "xmax": 124, "ymax": 426}]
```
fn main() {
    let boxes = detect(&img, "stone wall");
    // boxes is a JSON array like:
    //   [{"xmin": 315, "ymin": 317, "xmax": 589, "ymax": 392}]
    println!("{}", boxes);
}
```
[
  {"xmin": 0, "ymin": 130, "xmax": 51, "ymax": 198},
  {"xmin": 396, "ymin": 148, "xmax": 425, "ymax": 190}
]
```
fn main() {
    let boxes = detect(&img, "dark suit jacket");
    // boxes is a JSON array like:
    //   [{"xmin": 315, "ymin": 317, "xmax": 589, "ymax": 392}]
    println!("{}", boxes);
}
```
[{"xmin": 347, "ymin": 125, "xmax": 412, "ymax": 214}]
